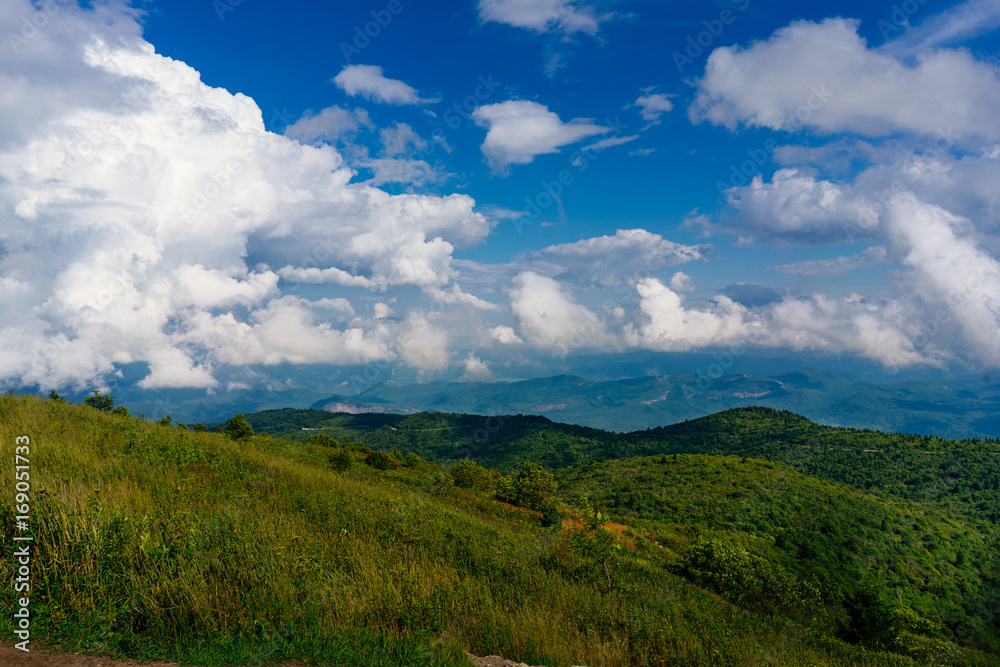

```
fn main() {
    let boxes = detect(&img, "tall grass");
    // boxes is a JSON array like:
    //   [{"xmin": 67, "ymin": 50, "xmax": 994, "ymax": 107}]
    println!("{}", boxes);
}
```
[{"xmin": 0, "ymin": 395, "xmax": 995, "ymax": 666}]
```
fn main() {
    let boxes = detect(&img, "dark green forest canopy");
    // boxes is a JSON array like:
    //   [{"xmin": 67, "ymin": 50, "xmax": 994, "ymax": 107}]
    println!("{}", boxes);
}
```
[{"xmin": 242, "ymin": 406, "xmax": 1000, "ymax": 523}]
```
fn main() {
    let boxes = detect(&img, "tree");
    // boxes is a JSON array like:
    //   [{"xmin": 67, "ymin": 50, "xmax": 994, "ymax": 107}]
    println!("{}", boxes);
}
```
[
  {"xmin": 157, "ymin": 415, "xmax": 173, "ymax": 427},
  {"xmin": 48, "ymin": 389, "xmax": 65, "ymax": 403},
  {"xmin": 843, "ymin": 579, "xmax": 896, "ymax": 647},
  {"xmin": 307, "ymin": 432, "xmax": 338, "ymax": 447},
  {"xmin": 84, "ymin": 389, "xmax": 114, "ymax": 412},
  {"xmin": 192, "ymin": 423, "xmax": 207, "ymax": 433},
  {"xmin": 226, "ymin": 414, "xmax": 254, "ymax": 441},
  {"xmin": 450, "ymin": 459, "xmax": 495, "ymax": 490},
  {"xmin": 365, "ymin": 450, "xmax": 396, "ymax": 470},
  {"xmin": 512, "ymin": 461, "xmax": 557, "ymax": 511}
]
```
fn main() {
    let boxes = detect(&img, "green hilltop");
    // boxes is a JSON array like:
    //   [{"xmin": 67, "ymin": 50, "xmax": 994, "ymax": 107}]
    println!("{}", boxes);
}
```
[{"xmin": 1, "ymin": 394, "xmax": 998, "ymax": 666}]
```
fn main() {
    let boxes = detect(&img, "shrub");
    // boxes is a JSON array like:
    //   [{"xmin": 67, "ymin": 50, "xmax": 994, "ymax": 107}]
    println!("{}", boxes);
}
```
[
  {"xmin": 111, "ymin": 406, "xmax": 130, "ymax": 417},
  {"xmin": 366, "ymin": 450, "xmax": 397, "ymax": 470},
  {"xmin": 157, "ymin": 415, "xmax": 173, "ymax": 427},
  {"xmin": 403, "ymin": 452, "xmax": 423, "ymax": 468},
  {"xmin": 48, "ymin": 389, "xmax": 65, "ymax": 403},
  {"xmin": 226, "ymin": 414, "xmax": 254, "ymax": 441},
  {"xmin": 192, "ymin": 423, "xmax": 207, "ymax": 432},
  {"xmin": 450, "ymin": 459, "xmax": 495, "ymax": 490},
  {"xmin": 307, "ymin": 432, "xmax": 338, "ymax": 447},
  {"xmin": 678, "ymin": 536, "xmax": 822, "ymax": 620},
  {"xmin": 494, "ymin": 476, "xmax": 516, "ymax": 504},
  {"xmin": 84, "ymin": 389, "xmax": 114, "ymax": 412},
  {"xmin": 541, "ymin": 500, "xmax": 563, "ymax": 528},
  {"xmin": 428, "ymin": 471, "xmax": 455, "ymax": 496},
  {"xmin": 512, "ymin": 461, "xmax": 557, "ymax": 511},
  {"xmin": 843, "ymin": 578, "xmax": 936, "ymax": 650},
  {"xmin": 329, "ymin": 449, "xmax": 353, "ymax": 471}
]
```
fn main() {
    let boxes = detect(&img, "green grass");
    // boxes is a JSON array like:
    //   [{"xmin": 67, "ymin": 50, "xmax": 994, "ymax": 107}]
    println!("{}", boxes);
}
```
[{"xmin": 0, "ymin": 395, "xmax": 997, "ymax": 666}]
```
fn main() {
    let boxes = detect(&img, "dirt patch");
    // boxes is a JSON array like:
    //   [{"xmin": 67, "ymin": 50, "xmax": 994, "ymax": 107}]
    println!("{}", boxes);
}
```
[
  {"xmin": 0, "ymin": 644, "xmax": 179, "ymax": 666},
  {"xmin": 467, "ymin": 654, "xmax": 588, "ymax": 667},
  {"xmin": 1, "ymin": 644, "xmax": 581, "ymax": 667},
  {"xmin": 0, "ymin": 644, "xmax": 309, "ymax": 667}
]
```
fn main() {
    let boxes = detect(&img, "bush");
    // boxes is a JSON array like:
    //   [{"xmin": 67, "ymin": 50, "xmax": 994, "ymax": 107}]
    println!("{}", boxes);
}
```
[
  {"xmin": 329, "ymin": 449, "xmax": 353, "ymax": 471},
  {"xmin": 84, "ymin": 389, "xmax": 114, "ymax": 412},
  {"xmin": 111, "ymin": 406, "xmax": 130, "ymax": 417},
  {"xmin": 366, "ymin": 450, "xmax": 397, "ymax": 470},
  {"xmin": 541, "ymin": 501, "xmax": 563, "ymax": 528},
  {"xmin": 678, "ymin": 536, "xmax": 823, "ymax": 620},
  {"xmin": 494, "ymin": 476, "xmax": 516, "ymax": 504},
  {"xmin": 157, "ymin": 415, "xmax": 173, "ymax": 427},
  {"xmin": 226, "ymin": 414, "xmax": 254, "ymax": 441},
  {"xmin": 512, "ymin": 462, "xmax": 557, "ymax": 512},
  {"xmin": 48, "ymin": 389, "xmax": 65, "ymax": 403},
  {"xmin": 307, "ymin": 432, "xmax": 338, "ymax": 447},
  {"xmin": 450, "ymin": 459, "xmax": 495, "ymax": 490},
  {"xmin": 192, "ymin": 423, "xmax": 207, "ymax": 432},
  {"xmin": 843, "ymin": 578, "xmax": 936, "ymax": 650},
  {"xmin": 403, "ymin": 452, "xmax": 423, "ymax": 468},
  {"xmin": 428, "ymin": 471, "xmax": 455, "ymax": 496}
]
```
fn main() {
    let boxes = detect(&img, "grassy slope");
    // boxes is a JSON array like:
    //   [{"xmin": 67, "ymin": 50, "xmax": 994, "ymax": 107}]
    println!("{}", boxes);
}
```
[{"xmin": 1, "ymin": 395, "xmax": 985, "ymax": 666}]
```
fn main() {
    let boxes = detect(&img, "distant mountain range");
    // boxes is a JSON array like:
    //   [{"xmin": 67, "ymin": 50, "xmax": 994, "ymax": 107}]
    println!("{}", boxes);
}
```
[
  {"xmin": 306, "ymin": 368, "xmax": 1000, "ymax": 439},
  {"xmin": 108, "ymin": 367, "xmax": 1000, "ymax": 439}
]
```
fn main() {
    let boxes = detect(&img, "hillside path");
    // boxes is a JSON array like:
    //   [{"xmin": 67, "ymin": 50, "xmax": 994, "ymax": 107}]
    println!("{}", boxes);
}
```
[{"xmin": 0, "ymin": 645, "xmax": 576, "ymax": 667}]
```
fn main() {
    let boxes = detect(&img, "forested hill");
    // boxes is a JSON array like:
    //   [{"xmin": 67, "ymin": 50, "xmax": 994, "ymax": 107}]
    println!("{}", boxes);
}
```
[{"xmin": 241, "ymin": 406, "xmax": 1000, "ymax": 523}]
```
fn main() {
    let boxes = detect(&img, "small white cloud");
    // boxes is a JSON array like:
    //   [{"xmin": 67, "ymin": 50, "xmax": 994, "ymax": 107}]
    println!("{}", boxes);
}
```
[
  {"xmin": 333, "ymin": 65, "xmax": 437, "ymax": 105},
  {"xmin": 472, "ymin": 100, "xmax": 605, "ymax": 173},
  {"xmin": 358, "ymin": 158, "xmax": 445, "ymax": 187},
  {"xmin": 771, "ymin": 246, "xmax": 887, "ymax": 275},
  {"xmin": 526, "ymin": 228, "xmax": 708, "ymax": 287},
  {"xmin": 490, "ymin": 325, "xmax": 523, "ymax": 345},
  {"xmin": 380, "ymin": 122, "xmax": 427, "ymax": 156},
  {"xmin": 634, "ymin": 93, "xmax": 674, "ymax": 124},
  {"xmin": 311, "ymin": 298, "xmax": 355, "ymax": 318},
  {"xmin": 581, "ymin": 135, "xmax": 639, "ymax": 151},
  {"xmin": 284, "ymin": 106, "xmax": 373, "ymax": 144},
  {"xmin": 628, "ymin": 148, "xmax": 656, "ymax": 157},
  {"xmin": 427, "ymin": 285, "xmax": 501, "ymax": 311},
  {"xmin": 461, "ymin": 353, "xmax": 493, "ymax": 381},
  {"xmin": 277, "ymin": 266, "xmax": 375, "ymax": 288},
  {"xmin": 625, "ymin": 278, "xmax": 760, "ymax": 351},
  {"xmin": 478, "ymin": 0, "xmax": 609, "ymax": 35}
]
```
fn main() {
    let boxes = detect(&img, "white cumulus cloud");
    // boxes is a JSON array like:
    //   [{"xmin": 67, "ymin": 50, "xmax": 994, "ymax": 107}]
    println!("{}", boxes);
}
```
[
  {"xmin": 472, "ymin": 100, "xmax": 605, "ymax": 172},
  {"xmin": 691, "ymin": 18, "xmax": 1000, "ymax": 143},
  {"xmin": 0, "ymin": 2, "xmax": 489, "ymax": 390},
  {"xmin": 332, "ymin": 65, "xmax": 437, "ymax": 105},
  {"xmin": 508, "ymin": 272, "xmax": 613, "ymax": 353}
]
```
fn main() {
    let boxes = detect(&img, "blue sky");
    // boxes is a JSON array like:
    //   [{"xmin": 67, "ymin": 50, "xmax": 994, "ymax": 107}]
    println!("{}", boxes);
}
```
[{"xmin": 2, "ymin": 0, "xmax": 1000, "ymax": 392}]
